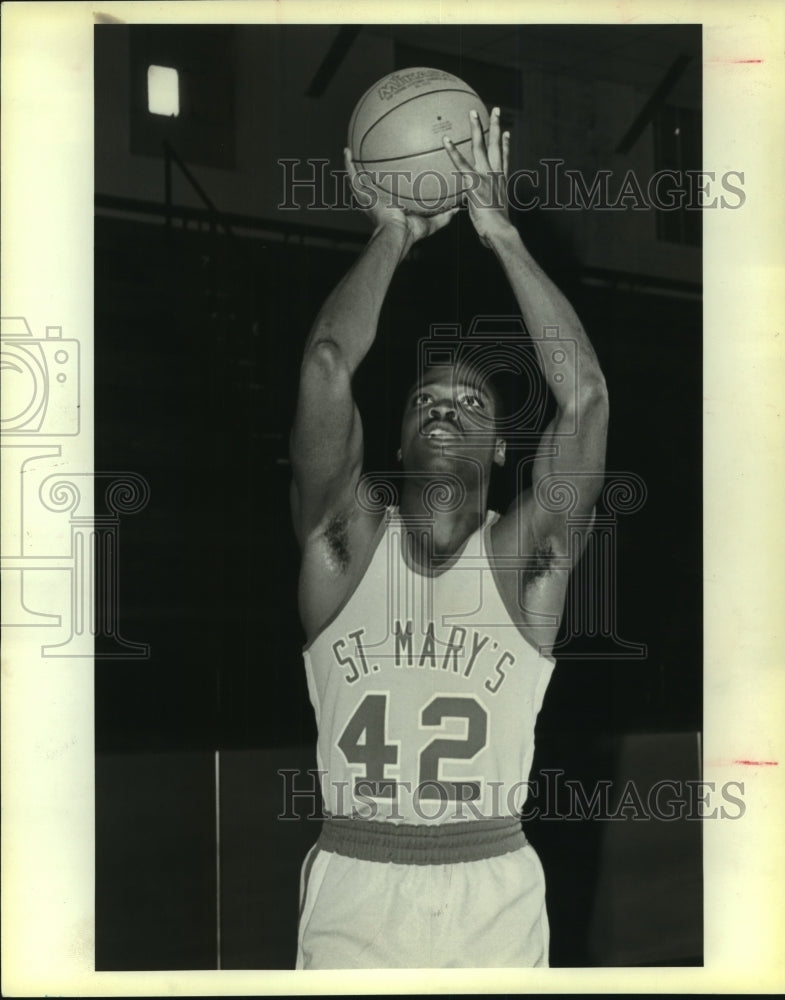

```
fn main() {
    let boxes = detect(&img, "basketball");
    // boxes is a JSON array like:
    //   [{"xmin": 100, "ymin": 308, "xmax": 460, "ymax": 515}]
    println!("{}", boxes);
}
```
[{"xmin": 348, "ymin": 67, "xmax": 491, "ymax": 215}]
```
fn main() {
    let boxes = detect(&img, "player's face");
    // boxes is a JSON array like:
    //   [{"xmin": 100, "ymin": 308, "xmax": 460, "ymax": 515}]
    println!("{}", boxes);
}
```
[{"xmin": 399, "ymin": 366, "xmax": 502, "ymax": 471}]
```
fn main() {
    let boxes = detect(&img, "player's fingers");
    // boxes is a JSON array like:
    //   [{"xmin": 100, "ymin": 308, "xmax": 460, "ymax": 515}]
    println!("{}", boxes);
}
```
[
  {"xmin": 344, "ymin": 147, "xmax": 362, "ymax": 190},
  {"xmin": 345, "ymin": 148, "xmax": 378, "ymax": 210},
  {"xmin": 487, "ymin": 107, "xmax": 502, "ymax": 171},
  {"xmin": 346, "ymin": 150, "xmax": 375, "ymax": 197},
  {"xmin": 442, "ymin": 135, "xmax": 474, "ymax": 181},
  {"xmin": 469, "ymin": 109, "xmax": 491, "ymax": 171},
  {"xmin": 502, "ymin": 130, "xmax": 510, "ymax": 179},
  {"xmin": 430, "ymin": 205, "xmax": 462, "ymax": 232}
]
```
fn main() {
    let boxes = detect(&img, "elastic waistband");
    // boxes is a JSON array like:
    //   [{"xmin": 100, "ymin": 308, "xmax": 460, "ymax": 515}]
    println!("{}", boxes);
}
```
[{"xmin": 317, "ymin": 816, "xmax": 527, "ymax": 865}]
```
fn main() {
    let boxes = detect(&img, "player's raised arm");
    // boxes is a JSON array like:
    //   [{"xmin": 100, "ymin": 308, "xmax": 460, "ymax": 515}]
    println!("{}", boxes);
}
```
[
  {"xmin": 443, "ymin": 109, "xmax": 609, "ymax": 556},
  {"xmin": 290, "ymin": 151, "xmax": 459, "ymax": 545}
]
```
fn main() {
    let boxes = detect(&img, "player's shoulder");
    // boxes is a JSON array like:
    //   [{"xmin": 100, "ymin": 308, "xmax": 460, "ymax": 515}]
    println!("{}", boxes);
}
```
[
  {"xmin": 490, "ymin": 489, "xmax": 540, "ymax": 557},
  {"xmin": 497, "ymin": 484, "xmax": 594, "ymax": 550},
  {"xmin": 309, "ymin": 493, "xmax": 386, "ymax": 570},
  {"xmin": 491, "ymin": 487, "xmax": 597, "ymax": 575},
  {"xmin": 298, "ymin": 494, "xmax": 388, "ymax": 644}
]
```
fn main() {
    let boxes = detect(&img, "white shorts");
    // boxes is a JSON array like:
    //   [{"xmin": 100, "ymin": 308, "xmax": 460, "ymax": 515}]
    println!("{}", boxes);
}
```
[{"xmin": 296, "ymin": 841, "xmax": 550, "ymax": 969}]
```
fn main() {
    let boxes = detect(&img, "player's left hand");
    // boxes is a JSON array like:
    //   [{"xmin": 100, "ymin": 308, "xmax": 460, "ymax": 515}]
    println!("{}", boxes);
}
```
[
  {"xmin": 345, "ymin": 147, "xmax": 459, "ymax": 246},
  {"xmin": 442, "ymin": 107, "xmax": 514, "ymax": 248}
]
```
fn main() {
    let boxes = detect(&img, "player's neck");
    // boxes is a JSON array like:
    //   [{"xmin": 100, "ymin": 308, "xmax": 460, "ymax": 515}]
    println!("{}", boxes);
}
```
[{"xmin": 399, "ymin": 485, "xmax": 487, "ymax": 560}]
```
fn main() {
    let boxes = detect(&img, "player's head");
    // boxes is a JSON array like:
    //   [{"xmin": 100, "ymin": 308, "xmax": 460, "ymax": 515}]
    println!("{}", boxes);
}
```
[{"xmin": 398, "ymin": 361, "xmax": 507, "ymax": 473}]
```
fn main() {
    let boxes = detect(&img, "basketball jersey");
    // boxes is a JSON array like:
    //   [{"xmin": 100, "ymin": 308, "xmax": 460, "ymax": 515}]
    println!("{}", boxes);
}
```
[{"xmin": 303, "ymin": 507, "xmax": 555, "ymax": 826}]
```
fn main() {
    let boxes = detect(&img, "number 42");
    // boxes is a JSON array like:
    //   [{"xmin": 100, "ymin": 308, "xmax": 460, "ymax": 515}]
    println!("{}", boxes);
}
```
[{"xmin": 337, "ymin": 692, "xmax": 488, "ymax": 801}]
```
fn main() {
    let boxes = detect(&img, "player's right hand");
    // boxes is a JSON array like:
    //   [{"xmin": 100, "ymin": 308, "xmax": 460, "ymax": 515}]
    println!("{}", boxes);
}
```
[
  {"xmin": 442, "ymin": 107, "xmax": 514, "ymax": 248},
  {"xmin": 344, "ymin": 148, "xmax": 459, "ymax": 244}
]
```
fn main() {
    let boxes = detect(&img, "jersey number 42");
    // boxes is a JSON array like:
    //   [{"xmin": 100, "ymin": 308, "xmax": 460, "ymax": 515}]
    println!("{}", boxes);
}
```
[{"xmin": 337, "ymin": 692, "xmax": 488, "ymax": 801}]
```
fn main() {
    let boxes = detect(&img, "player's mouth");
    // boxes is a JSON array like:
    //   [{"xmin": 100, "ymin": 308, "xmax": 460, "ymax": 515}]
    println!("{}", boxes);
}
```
[{"xmin": 422, "ymin": 421, "xmax": 461, "ymax": 441}]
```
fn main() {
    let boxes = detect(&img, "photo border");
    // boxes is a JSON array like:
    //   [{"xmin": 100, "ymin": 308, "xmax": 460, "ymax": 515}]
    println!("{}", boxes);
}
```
[{"xmin": 2, "ymin": 0, "xmax": 784, "ymax": 994}]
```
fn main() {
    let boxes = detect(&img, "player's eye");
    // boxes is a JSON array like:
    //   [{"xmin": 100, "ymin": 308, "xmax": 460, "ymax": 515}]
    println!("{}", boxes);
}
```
[
  {"xmin": 413, "ymin": 393, "xmax": 431, "ymax": 406},
  {"xmin": 459, "ymin": 393, "xmax": 484, "ymax": 409}
]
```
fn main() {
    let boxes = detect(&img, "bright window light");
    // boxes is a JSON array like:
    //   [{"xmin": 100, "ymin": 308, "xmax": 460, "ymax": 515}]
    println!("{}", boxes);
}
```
[{"xmin": 147, "ymin": 65, "xmax": 179, "ymax": 117}]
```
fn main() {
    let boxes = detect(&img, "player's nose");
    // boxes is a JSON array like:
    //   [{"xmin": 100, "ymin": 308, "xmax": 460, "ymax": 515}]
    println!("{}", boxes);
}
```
[{"xmin": 429, "ymin": 399, "xmax": 457, "ymax": 422}]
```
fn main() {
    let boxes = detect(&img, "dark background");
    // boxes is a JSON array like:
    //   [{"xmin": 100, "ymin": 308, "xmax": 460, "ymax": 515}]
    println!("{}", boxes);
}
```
[{"xmin": 94, "ymin": 23, "xmax": 702, "ymax": 970}]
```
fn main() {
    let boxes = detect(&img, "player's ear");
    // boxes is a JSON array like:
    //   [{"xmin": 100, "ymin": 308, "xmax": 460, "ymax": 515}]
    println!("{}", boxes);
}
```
[{"xmin": 494, "ymin": 437, "xmax": 506, "ymax": 467}]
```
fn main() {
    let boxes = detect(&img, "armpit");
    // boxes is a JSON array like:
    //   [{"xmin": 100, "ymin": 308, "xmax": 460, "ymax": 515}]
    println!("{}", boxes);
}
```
[
  {"xmin": 322, "ymin": 511, "xmax": 351, "ymax": 572},
  {"xmin": 522, "ymin": 536, "xmax": 555, "ymax": 587}
]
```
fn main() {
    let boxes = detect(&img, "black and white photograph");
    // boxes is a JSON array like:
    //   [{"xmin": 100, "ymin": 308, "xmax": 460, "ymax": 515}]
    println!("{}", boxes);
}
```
[{"xmin": 2, "ymin": 1, "xmax": 783, "ymax": 995}]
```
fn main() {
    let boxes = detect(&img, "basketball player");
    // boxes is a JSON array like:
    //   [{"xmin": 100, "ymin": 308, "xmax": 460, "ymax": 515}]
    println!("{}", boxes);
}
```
[{"xmin": 290, "ymin": 108, "xmax": 609, "ymax": 968}]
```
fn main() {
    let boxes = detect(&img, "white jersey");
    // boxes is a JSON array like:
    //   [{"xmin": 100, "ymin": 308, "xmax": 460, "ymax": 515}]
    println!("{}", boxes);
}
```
[{"xmin": 303, "ymin": 507, "xmax": 555, "ymax": 826}]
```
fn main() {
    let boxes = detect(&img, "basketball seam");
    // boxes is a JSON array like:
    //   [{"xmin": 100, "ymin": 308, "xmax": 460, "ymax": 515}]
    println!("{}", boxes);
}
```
[
  {"xmin": 356, "ymin": 130, "xmax": 489, "ymax": 166},
  {"xmin": 356, "ymin": 88, "xmax": 486, "ymax": 162}
]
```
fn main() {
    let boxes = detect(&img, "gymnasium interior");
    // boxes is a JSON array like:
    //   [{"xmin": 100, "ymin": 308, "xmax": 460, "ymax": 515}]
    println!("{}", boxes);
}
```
[{"xmin": 94, "ymin": 22, "xmax": 703, "ymax": 969}]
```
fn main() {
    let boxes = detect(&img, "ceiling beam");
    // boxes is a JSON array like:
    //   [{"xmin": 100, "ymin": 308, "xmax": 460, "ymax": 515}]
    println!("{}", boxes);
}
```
[
  {"xmin": 615, "ymin": 53, "xmax": 693, "ymax": 154},
  {"xmin": 306, "ymin": 26, "xmax": 363, "ymax": 98}
]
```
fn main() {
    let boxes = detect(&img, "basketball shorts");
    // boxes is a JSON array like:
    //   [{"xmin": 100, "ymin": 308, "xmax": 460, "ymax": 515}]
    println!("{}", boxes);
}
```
[{"xmin": 295, "ymin": 818, "xmax": 550, "ymax": 969}]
